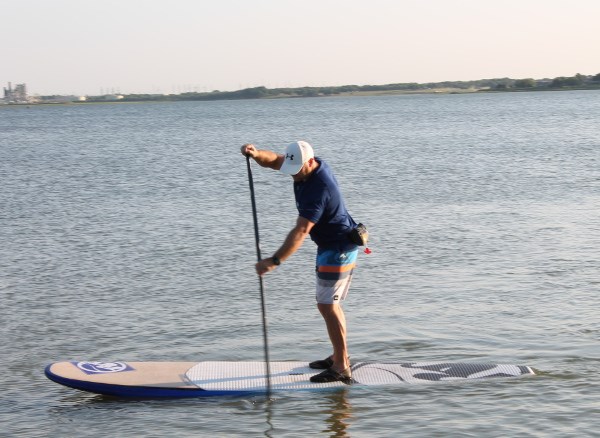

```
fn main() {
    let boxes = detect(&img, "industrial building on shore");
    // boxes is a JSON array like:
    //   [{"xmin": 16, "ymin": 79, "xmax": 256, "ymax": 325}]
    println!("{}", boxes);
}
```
[{"xmin": 3, "ymin": 82, "xmax": 30, "ymax": 103}]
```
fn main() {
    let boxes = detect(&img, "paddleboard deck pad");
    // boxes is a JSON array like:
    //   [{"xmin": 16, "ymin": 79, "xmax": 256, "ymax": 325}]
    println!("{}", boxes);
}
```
[{"xmin": 45, "ymin": 360, "xmax": 535, "ymax": 398}]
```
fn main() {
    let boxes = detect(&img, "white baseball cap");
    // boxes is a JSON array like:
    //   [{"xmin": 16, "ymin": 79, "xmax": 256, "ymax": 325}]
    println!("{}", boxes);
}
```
[{"xmin": 280, "ymin": 141, "xmax": 314, "ymax": 175}]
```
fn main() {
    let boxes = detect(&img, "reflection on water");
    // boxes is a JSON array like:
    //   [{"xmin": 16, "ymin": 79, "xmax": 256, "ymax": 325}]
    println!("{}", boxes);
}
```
[
  {"xmin": 264, "ymin": 399, "xmax": 274, "ymax": 438},
  {"xmin": 322, "ymin": 389, "xmax": 353, "ymax": 438}
]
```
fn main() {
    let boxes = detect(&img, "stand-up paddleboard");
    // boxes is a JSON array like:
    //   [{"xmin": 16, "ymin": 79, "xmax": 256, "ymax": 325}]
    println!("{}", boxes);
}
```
[{"xmin": 45, "ymin": 360, "xmax": 535, "ymax": 398}]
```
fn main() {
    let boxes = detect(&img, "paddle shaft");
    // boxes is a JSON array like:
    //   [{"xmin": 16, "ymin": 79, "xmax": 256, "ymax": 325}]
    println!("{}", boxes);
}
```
[{"xmin": 246, "ymin": 156, "xmax": 273, "ymax": 398}]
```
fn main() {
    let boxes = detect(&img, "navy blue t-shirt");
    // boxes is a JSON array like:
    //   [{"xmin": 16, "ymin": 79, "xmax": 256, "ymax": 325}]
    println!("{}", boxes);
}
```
[{"xmin": 294, "ymin": 158, "xmax": 357, "ymax": 250}]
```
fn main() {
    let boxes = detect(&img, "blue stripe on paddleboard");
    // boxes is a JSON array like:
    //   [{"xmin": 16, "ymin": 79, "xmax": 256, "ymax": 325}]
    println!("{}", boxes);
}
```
[{"xmin": 44, "ymin": 365, "xmax": 252, "ymax": 398}]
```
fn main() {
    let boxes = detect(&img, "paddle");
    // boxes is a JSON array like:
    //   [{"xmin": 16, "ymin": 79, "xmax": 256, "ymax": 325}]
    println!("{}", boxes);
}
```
[{"xmin": 245, "ymin": 155, "xmax": 273, "ymax": 399}]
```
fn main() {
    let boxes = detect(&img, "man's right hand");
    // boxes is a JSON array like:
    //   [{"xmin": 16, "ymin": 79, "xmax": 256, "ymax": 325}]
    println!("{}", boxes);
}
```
[
  {"xmin": 241, "ymin": 144, "xmax": 284, "ymax": 170},
  {"xmin": 241, "ymin": 143, "xmax": 257, "ymax": 158}
]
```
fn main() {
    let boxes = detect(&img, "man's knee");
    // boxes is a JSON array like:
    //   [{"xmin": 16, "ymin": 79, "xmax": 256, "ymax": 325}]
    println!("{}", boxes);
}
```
[{"xmin": 317, "ymin": 303, "xmax": 340, "ymax": 317}]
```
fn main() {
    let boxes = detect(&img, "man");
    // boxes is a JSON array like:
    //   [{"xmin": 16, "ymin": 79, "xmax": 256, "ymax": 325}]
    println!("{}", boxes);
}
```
[{"xmin": 241, "ymin": 140, "xmax": 360, "ymax": 383}]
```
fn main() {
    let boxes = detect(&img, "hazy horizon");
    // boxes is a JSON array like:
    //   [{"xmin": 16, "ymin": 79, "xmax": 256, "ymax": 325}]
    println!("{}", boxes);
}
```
[{"xmin": 3, "ymin": 0, "xmax": 600, "ymax": 96}]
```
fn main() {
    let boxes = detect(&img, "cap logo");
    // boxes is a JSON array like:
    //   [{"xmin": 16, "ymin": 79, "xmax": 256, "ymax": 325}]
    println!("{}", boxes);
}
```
[{"xmin": 286, "ymin": 153, "xmax": 295, "ymax": 161}]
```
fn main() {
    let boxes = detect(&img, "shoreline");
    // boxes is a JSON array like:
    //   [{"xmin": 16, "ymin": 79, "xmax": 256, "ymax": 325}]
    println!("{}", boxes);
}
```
[{"xmin": 3, "ymin": 85, "xmax": 600, "ymax": 106}]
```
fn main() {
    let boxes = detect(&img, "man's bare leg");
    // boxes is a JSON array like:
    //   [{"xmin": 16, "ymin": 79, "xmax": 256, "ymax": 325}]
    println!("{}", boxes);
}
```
[{"xmin": 317, "ymin": 303, "xmax": 350, "ymax": 372}]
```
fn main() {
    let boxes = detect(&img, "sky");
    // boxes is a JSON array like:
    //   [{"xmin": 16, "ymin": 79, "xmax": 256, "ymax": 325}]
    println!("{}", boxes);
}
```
[{"xmin": 2, "ymin": 0, "xmax": 600, "ymax": 96}]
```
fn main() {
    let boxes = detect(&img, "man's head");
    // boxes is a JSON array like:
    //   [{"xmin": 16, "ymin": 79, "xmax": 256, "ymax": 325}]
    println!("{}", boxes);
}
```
[{"xmin": 280, "ymin": 141, "xmax": 314, "ymax": 176}]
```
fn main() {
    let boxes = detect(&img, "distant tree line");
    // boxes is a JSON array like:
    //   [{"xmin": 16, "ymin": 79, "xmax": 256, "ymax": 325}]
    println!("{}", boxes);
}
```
[
  {"xmin": 492, "ymin": 73, "xmax": 600, "ymax": 91},
  {"xmin": 76, "ymin": 73, "xmax": 600, "ymax": 103}
]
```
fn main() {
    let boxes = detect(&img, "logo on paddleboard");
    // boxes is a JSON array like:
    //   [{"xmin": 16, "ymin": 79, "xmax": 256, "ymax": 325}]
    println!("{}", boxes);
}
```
[{"xmin": 73, "ymin": 361, "xmax": 134, "ymax": 375}]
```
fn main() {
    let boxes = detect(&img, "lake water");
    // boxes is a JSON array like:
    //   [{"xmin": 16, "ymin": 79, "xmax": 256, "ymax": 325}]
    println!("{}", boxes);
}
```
[{"xmin": 1, "ymin": 91, "xmax": 599, "ymax": 437}]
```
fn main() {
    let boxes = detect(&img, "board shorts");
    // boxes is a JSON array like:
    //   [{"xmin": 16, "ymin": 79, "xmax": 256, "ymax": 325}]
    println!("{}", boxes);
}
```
[{"xmin": 315, "ymin": 248, "xmax": 358, "ymax": 304}]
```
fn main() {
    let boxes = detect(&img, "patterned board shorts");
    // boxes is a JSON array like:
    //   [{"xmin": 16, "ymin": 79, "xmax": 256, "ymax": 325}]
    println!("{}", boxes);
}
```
[{"xmin": 315, "ymin": 248, "xmax": 359, "ymax": 304}]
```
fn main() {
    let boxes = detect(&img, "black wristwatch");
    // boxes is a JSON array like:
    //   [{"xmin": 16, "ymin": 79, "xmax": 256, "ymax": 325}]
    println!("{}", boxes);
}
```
[{"xmin": 271, "ymin": 256, "xmax": 281, "ymax": 266}]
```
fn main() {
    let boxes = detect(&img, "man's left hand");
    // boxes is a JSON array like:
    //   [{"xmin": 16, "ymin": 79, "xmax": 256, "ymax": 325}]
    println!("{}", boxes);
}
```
[{"xmin": 256, "ymin": 258, "xmax": 277, "ymax": 276}]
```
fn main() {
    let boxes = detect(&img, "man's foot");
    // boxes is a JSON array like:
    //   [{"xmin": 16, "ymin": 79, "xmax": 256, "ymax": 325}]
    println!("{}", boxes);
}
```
[
  {"xmin": 310, "ymin": 367, "xmax": 353, "ymax": 384},
  {"xmin": 309, "ymin": 356, "xmax": 334, "ymax": 370},
  {"xmin": 309, "ymin": 356, "xmax": 351, "ymax": 370}
]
